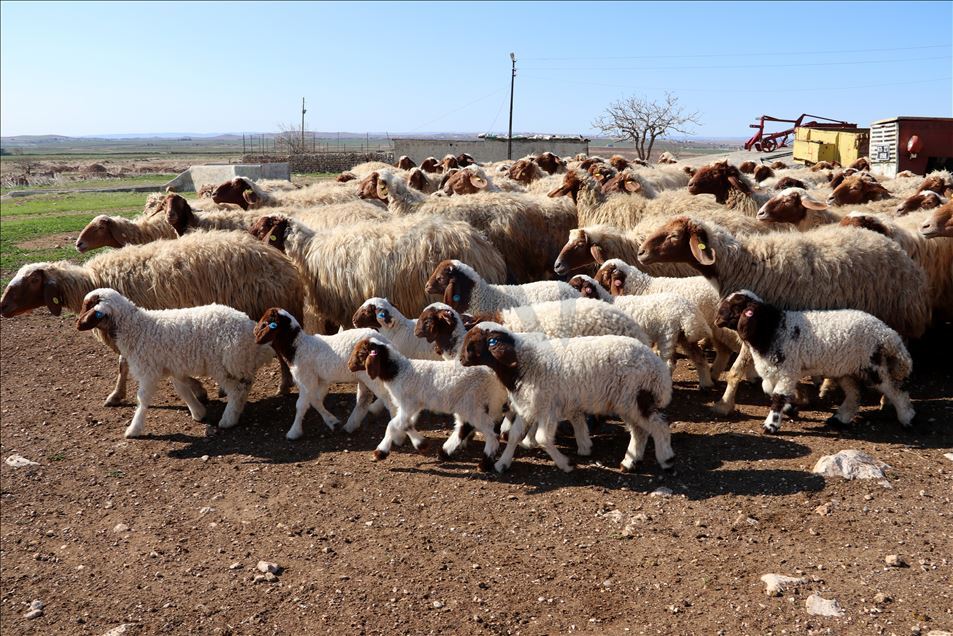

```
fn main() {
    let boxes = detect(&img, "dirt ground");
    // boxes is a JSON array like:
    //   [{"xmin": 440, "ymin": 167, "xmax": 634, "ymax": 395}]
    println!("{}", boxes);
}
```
[{"xmin": 1, "ymin": 313, "xmax": 951, "ymax": 635}]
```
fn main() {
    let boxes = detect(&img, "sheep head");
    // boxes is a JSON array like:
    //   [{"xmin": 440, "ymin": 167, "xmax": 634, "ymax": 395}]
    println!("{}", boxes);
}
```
[
  {"xmin": 456, "ymin": 153, "xmax": 476, "ymax": 167},
  {"xmin": 827, "ymin": 174, "xmax": 890, "ymax": 206},
  {"xmin": 916, "ymin": 174, "xmax": 953, "ymax": 197},
  {"xmin": 357, "ymin": 172, "xmax": 385, "ymax": 203},
  {"xmin": 838, "ymin": 212, "xmax": 892, "ymax": 237},
  {"xmin": 774, "ymin": 176, "xmax": 807, "ymax": 191},
  {"xmin": 162, "ymin": 193, "xmax": 196, "ymax": 237},
  {"xmin": 739, "ymin": 161, "xmax": 757, "ymax": 174},
  {"xmin": 848, "ymin": 157, "xmax": 870, "ymax": 171},
  {"xmin": 1, "ymin": 264, "xmax": 65, "ymax": 317},
  {"xmin": 352, "ymin": 298, "xmax": 394, "ymax": 330},
  {"xmin": 756, "ymin": 188, "xmax": 828, "ymax": 225},
  {"xmin": 253, "ymin": 307, "xmax": 301, "ymax": 362},
  {"xmin": 440, "ymin": 154, "xmax": 460, "ymax": 172},
  {"xmin": 568, "ymin": 275, "xmax": 601, "ymax": 300},
  {"xmin": 638, "ymin": 216, "xmax": 716, "ymax": 270},
  {"xmin": 425, "ymin": 259, "xmax": 474, "ymax": 312},
  {"xmin": 395, "ymin": 155, "xmax": 416, "ymax": 170},
  {"xmin": 548, "ymin": 171, "xmax": 585, "ymax": 204},
  {"xmin": 896, "ymin": 191, "xmax": 946, "ymax": 215},
  {"xmin": 609, "ymin": 155, "xmax": 629, "ymax": 171},
  {"xmin": 554, "ymin": 229, "xmax": 604, "ymax": 276},
  {"xmin": 535, "ymin": 152, "xmax": 564, "ymax": 175},
  {"xmin": 248, "ymin": 215, "xmax": 290, "ymax": 252},
  {"xmin": 348, "ymin": 338, "xmax": 398, "ymax": 381},
  {"xmin": 76, "ymin": 292, "xmax": 111, "ymax": 332},
  {"xmin": 753, "ymin": 165, "xmax": 774, "ymax": 182},
  {"xmin": 442, "ymin": 169, "xmax": 487, "ymax": 196},
  {"xmin": 76, "ymin": 215, "xmax": 123, "ymax": 252},
  {"xmin": 211, "ymin": 177, "xmax": 254, "ymax": 210},
  {"xmin": 336, "ymin": 171, "xmax": 357, "ymax": 183},
  {"xmin": 601, "ymin": 172, "xmax": 642, "ymax": 195},
  {"xmin": 593, "ymin": 261, "xmax": 627, "ymax": 297},
  {"xmin": 508, "ymin": 159, "xmax": 540, "ymax": 184},
  {"xmin": 919, "ymin": 201, "xmax": 953, "ymax": 238},
  {"xmin": 415, "ymin": 303, "xmax": 462, "ymax": 357},
  {"xmin": 688, "ymin": 160, "xmax": 750, "ymax": 203},
  {"xmin": 458, "ymin": 323, "xmax": 520, "ymax": 389},
  {"xmin": 420, "ymin": 157, "xmax": 440, "ymax": 173}
]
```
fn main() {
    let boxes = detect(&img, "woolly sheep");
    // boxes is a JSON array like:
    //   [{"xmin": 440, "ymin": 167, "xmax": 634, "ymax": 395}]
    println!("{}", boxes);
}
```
[
  {"xmin": 919, "ymin": 201, "xmax": 953, "ymax": 238},
  {"xmin": 253, "ymin": 308, "xmax": 387, "ymax": 440},
  {"xmin": 591, "ymin": 258, "xmax": 740, "ymax": 379},
  {"xmin": 247, "ymin": 214, "xmax": 506, "ymax": 328},
  {"xmin": 687, "ymin": 160, "xmax": 772, "ymax": 216},
  {"xmin": 77, "ymin": 289, "xmax": 274, "ymax": 437},
  {"xmin": 637, "ymin": 216, "xmax": 931, "ymax": 414},
  {"xmin": 896, "ymin": 190, "xmax": 947, "ymax": 215},
  {"xmin": 348, "ymin": 336, "xmax": 512, "ymax": 469},
  {"xmin": 369, "ymin": 169, "xmax": 576, "ymax": 282},
  {"xmin": 915, "ymin": 169, "xmax": 953, "ymax": 197},
  {"xmin": 569, "ymin": 274, "xmax": 713, "ymax": 387},
  {"xmin": 716, "ymin": 290, "xmax": 915, "ymax": 433},
  {"xmin": 352, "ymin": 297, "xmax": 441, "ymax": 360},
  {"xmin": 1, "ymin": 231, "xmax": 305, "ymax": 404},
  {"xmin": 211, "ymin": 176, "xmax": 382, "ymax": 210},
  {"xmin": 460, "ymin": 323, "xmax": 673, "ymax": 473},
  {"xmin": 424, "ymin": 259, "xmax": 578, "ymax": 314}
]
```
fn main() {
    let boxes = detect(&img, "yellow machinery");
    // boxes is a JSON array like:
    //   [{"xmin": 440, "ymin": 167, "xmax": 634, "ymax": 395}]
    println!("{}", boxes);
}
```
[{"xmin": 793, "ymin": 127, "xmax": 870, "ymax": 166}]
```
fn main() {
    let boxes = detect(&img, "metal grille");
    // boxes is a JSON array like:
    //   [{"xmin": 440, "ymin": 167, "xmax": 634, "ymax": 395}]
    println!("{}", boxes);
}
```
[{"xmin": 870, "ymin": 122, "xmax": 898, "ymax": 164}]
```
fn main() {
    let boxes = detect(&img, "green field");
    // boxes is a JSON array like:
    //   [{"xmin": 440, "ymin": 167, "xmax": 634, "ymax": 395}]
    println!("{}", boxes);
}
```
[{"xmin": 0, "ymin": 174, "xmax": 177, "ymax": 195}]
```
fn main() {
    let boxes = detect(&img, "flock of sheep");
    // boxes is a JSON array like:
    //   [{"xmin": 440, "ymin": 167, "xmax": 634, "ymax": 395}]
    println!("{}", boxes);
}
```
[{"xmin": 1, "ymin": 149, "xmax": 950, "ymax": 473}]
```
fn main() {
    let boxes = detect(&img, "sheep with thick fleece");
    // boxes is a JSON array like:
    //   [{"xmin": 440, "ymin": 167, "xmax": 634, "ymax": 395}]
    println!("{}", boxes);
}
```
[
  {"xmin": 687, "ymin": 160, "xmax": 772, "ymax": 216},
  {"xmin": 569, "ymin": 274, "xmax": 713, "ymax": 387},
  {"xmin": 637, "ymin": 216, "xmax": 931, "ymax": 414},
  {"xmin": 77, "ymin": 289, "xmax": 274, "ymax": 438},
  {"xmin": 253, "ymin": 308, "xmax": 388, "ymax": 440},
  {"xmin": 919, "ymin": 201, "xmax": 953, "ymax": 238},
  {"xmin": 348, "ymin": 336, "xmax": 511, "ymax": 470},
  {"xmin": 716, "ymin": 291, "xmax": 915, "ymax": 433},
  {"xmin": 1, "ymin": 231, "xmax": 305, "ymax": 405},
  {"xmin": 460, "ymin": 323, "xmax": 673, "ymax": 473},
  {"xmin": 352, "ymin": 297, "xmax": 441, "ymax": 360},
  {"xmin": 211, "ymin": 176, "xmax": 382, "ymax": 210},
  {"xmin": 425, "ymin": 259, "xmax": 578, "ymax": 314},
  {"xmin": 838, "ymin": 210, "xmax": 953, "ymax": 318},
  {"xmin": 247, "ymin": 214, "xmax": 506, "ymax": 329},
  {"xmin": 370, "ymin": 169, "xmax": 576, "ymax": 282},
  {"xmin": 591, "ymin": 258, "xmax": 740, "ymax": 379}
]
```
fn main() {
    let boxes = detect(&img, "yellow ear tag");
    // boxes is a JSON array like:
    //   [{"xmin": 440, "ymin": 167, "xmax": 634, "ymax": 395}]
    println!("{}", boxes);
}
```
[
  {"xmin": 697, "ymin": 242, "xmax": 707, "ymax": 250},
  {"xmin": 270, "ymin": 234, "xmax": 277, "ymax": 241},
  {"xmin": 52, "ymin": 297, "xmax": 60, "ymax": 304}
]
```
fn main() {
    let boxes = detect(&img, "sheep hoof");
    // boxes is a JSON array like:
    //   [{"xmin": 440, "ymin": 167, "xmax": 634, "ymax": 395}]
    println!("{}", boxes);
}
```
[
  {"xmin": 324, "ymin": 419, "xmax": 340, "ymax": 433},
  {"xmin": 661, "ymin": 456, "xmax": 677, "ymax": 473},
  {"xmin": 478, "ymin": 456, "xmax": 494, "ymax": 472},
  {"xmin": 761, "ymin": 422, "xmax": 781, "ymax": 435},
  {"xmin": 285, "ymin": 429, "xmax": 303, "ymax": 441},
  {"xmin": 437, "ymin": 448, "xmax": 453, "ymax": 461},
  {"xmin": 619, "ymin": 462, "xmax": 634, "ymax": 473},
  {"xmin": 823, "ymin": 415, "xmax": 851, "ymax": 429},
  {"xmin": 104, "ymin": 395, "xmax": 124, "ymax": 407},
  {"xmin": 494, "ymin": 460, "xmax": 510, "ymax": 474},
  {"xmin": 782, "ymin": 403, "xmax": 799, "ymax": 418},
  {"xmin": 414, "ymin": 439, "xmax": 430, "ymax": 453},
  {"xmin": 499, "ymin": 431, "xmax": 509, "ymax": 442},
  {"xmin": 711, "ymin": 401, "xmax": 735, "ymax": 416},
  {"xmin": 372, "ymin": 449, "xmax": 389, "ymax": 462}
]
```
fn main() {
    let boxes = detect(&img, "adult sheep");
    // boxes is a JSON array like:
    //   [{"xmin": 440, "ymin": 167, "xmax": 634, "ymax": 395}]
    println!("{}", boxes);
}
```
[
  {"xmin": 1, "ymin": 231, "xmax": 305, "ymax": 404},
  {"xmin": 246, "ymin": 214, "xmax": 507, "ymax": 329},
  {"xmin": 365, "ymin": 170, "xmax": 576, "ymax": 283},
  {"xmin": 636, "ymin": 216, "xmax": 931, "ymax": 414},
  {"xmin": 211, "ymin": 176, "xmax": 380, "ymax": 210}
]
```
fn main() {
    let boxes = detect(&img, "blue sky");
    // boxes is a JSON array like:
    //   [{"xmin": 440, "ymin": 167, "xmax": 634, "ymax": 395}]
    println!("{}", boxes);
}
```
[{"xmin": 1, "ymin": 1, "xmax": 951, "ymax": 138}]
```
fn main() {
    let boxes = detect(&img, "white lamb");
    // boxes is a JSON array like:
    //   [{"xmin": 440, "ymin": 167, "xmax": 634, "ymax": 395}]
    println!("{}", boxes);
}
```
[
  {"xmin": 569, "ymin": 274, "xmax": 713, "ymax": 387},
  {"xmin": 425, "ymin": 259, "xmax": 578, "ymax": 314},
  {"xmin": 351, "ymin": 297, "xmax": 441, "ymax": 360},
  {"xmin": 348, "ymin": 337, "xmax": 516, "ymax": 471},
  {"xmin": 461, "ymin": 323, "xmax": 673, "ymax": 474},
  {"xmin": 76, "ymin": 289, "xmax": 273, "ymax": 438},
  {"xmin": 253, "ymin": 308, "xmax": 389, "ymax": 440},
  {"xmin": 716, "ymin": 291, "xmax": 916, "ymax": 434}
]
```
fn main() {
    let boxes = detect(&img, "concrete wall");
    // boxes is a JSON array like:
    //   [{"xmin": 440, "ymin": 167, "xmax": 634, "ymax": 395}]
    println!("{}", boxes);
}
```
[
  {"xmin": 242, "ymin": 152, "xmax": 394, "ymax": 174},
  {"xmin": 392, "ymin": 139, "xmax": 589, "ymax": 164},
  {"xmin": 163, "ymin": 163, "xmax": 291, "ymax": 192}
]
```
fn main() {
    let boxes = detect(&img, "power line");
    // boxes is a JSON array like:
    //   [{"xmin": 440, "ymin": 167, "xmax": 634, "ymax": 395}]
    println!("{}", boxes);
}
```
[
  {"xmin": 520, "ymin": 55, "xmax": 950, "ymax": 72},
  {"xmin": 409, "ymin": 87, "xmax": 508, "ymax": 132},
  {"xmin": 522, "ymin": 43, "xmax": 951, "ymax": 61}
]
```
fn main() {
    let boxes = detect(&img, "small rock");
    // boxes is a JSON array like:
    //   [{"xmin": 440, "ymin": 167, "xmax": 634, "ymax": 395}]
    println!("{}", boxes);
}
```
[
  {"xmin": 944, "ymin": 453, "xmax": 953, "ymax": 463},
  {"xmin": 650, "ymin": 486, "xmax": 673, "ymax": 497},
  {"xmin": 602, "ymin": 510, "xmax": 624, "ymax": 523},
  {"xmin": 201, "ymin": 455, "xmax": 209, "ymax": 462},
  {"xmin": 813, "ymin": 450, "xmax": 888, "ymax": 480},
  {"xmin": 24, "ymin": 609, "xmax": 44, "ymax": 620},
  {"xmin": 814, "ymin": 502, "xmax": 833, "ymax": 516},
  {"xmin": 199, "ymin": 507, "xmax": 213, "ymax": 516},
  {"xmin": 256, "ymin": 561, "xmax": 280, "ymax": 575},
  {"xmin": 621, "ymin": 524, "xmax": 635, "ymax": 539},
  {"xmin": 432, "ymin": 601, "xmax": 444, "ymax": 609},
  {"xmin": 113, "ymin": 523, "xmax": 129, "ymax": 533},
  {"xmin": 101, "ymin": 624, "xmax": 137, "ymax": 636},
  {"xmin": 148, "ymin": 550, "xmax": 158, "ymax": 559},
  {"xmin": 761, "ymin": 573, "xmax": 807, "ymax": 596},
  {"xmin": 806, "ymin": 594, "xmax": 844, "ymax": 617},
  {"xmin": 873, "ymin": 592, "xmax": 892, "ymax": 604},
  {"xmin": 5, "ymin": 454, "xmax": 39, "ymax": 468},
  {"xmin": 885, "ymin": 554, "xmax": 908, "ymax": 568},
  {"xmin": 229, "ymin": 562, "xmax": 242, "ymax": 570},
  {"xmin": 264, "ymin": 572, "xmax": 278, "ymax": 582},
  {"xmin": 926, "ymin": 631, "xmax": 952, "ymax": 636},
  {"xmin": 252, "ymin": 574, "xmax": 267, "ymax": 584}
]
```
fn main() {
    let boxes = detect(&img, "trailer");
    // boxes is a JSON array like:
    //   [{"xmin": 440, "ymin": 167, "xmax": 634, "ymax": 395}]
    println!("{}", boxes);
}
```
[
  {"xmin": 744, "ymin": 114, "xmax": 857, "ymax": 152},
  {"xmin": 869, "ymin": 116, "xmax": 953, "ymax": 178},
  {"xmin": 793, "ymin": 127, "xmax": 869, "ymax": 167}
]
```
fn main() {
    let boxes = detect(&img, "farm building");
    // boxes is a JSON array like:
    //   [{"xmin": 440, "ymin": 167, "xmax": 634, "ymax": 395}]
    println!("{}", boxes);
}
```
[
  {"xmin": 869, "ymin": 116, "xmax": 953, "ymax": 178},
  {"xmin": 393, "ymin": 134, "xmax": 589, "ymax": 163}
]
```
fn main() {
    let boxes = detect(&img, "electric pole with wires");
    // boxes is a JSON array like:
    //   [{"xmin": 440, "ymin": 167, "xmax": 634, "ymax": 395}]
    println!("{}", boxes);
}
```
[{"xmin": 507, "ymin": 52, "xmax": 516, "ymax": 160}]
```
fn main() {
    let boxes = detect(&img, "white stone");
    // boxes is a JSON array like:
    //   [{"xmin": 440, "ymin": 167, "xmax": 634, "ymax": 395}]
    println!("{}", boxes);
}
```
[
  {"xmin": 944, "ymin": 453, "xmax": 953, "ymax": 463},
  {"xmin": 113, "ymin": 523, "xmax": 130, "ymax": 533},
  {"xmin": 806, "ymin": 594, "xmax": 844, "ymax": 617},
  {"xmin": 812, "ymin": 450, "xmax": 888, "ymax": 480},
  {"xmin": 650, "ymin": 486, "xmax": 673, "ymax": 497},
  {"xmin": 101, "ymin": 624, "xmax": 137, "ymax": 636},
  {"xmin": 5, "ymin": 454, "xmax": 39, "ymax": 468},
  {"xmin": 256, "ymin": 561, "xmax": 280, "ymax": 574},
  {"xmin": 761, "ymin": 574, "xmax": 807, "ymax": 596}
]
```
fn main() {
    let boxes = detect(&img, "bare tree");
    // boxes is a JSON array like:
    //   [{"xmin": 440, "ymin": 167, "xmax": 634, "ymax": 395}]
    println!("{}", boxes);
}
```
[
  {"xmin": 592, "ymin": 93, "xmax": 700, "ymax": 161},
  {"xmin": 276, "ymin": 122, "xmax": 312, "ymax": 155}
]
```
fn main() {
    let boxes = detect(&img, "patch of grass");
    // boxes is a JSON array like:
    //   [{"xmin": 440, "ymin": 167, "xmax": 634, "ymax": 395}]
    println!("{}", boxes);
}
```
[
  {"xmin": 47, "ymin": 452, "xmax": 66, "ymax": 462},
  {"xmin": 0, "ymin": 174, "xmax": 177, "ymax": 195},
  {"xmin": 0, "ymin": 191, "xmax": 148, "ymax": 217}
]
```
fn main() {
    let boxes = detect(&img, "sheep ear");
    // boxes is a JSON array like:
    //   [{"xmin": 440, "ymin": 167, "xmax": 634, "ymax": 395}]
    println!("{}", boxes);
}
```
[
  {"xmin": 43, "ymin": 277, "xmax": 63, "ymax": 316},
  {"xmin": 800, "ymin": 196, "xmax": 828, "ymax": 211},
  {"xmin": 489, "ymin": 340, "xmax": 519, "ymax": 368},
  {"xmin": 76, "ymin": 308, "xmax": 105, "ymax": 331},
  {"xmin": 469, "ymin": 173, "xmax": 487, "ymax": 189},
  {"xmin": 243, "ymin": 189, "xmax": 260, "ymax": 207},
  {"xmin": 727, "ymin": 174, "xmax": 750, "ymax": 194},
  {"xmin": 623, "ymin": 179, "xmax": 641, "ymax": 193},
  {"xmin": 590, "ymin": 244, "xmax": 606, "ymax": 264},
  {"xmin": 440, "ymin": 309, "xmax": 459, "ymax": 328},
  {"xmin": 689, "ymin": 230, "xmax": 716, "ymax": 266}
]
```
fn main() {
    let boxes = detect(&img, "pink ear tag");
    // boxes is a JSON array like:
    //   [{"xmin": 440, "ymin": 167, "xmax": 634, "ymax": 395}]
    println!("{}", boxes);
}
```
[
  {"xmin": 744, "ymin": 309, "xmax": 754, "ymax": 317},
  {"xmin": 613, "ymin": 279, "xmax": 622, "ymax": 288},
  {"xmin": 369, "ymin": 350, "xmax": 378, "ymax": 357}
]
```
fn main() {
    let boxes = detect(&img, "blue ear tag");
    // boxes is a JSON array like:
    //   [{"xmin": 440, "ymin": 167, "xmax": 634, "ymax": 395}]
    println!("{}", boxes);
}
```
[
  {"xmin": 452, "ymin": 294, "xmax": 461, "ymax": 302},
  {"xmin": 487, "ymin": 338, "xmax": 498, "ymax": 347},
  {"xmin": 94, "ymin": 310, "xmax": 104, "ymax": 319},
  {"xmin": 268, "ymin": 322, "xmax": 278, "ymax": 330},
  {"xmin": 377, "ymin": 311, "xmax": 387, "ymax": 320}
]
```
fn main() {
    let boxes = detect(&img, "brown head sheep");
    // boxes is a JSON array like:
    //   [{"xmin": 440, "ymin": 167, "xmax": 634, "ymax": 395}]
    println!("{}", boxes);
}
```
[
  {"xmin": 827, "ymin": 173, "xmax": 891, "ymax": 206},
  {"xmin": 739, "ymin": 161, "xmax": 757, "ymax": 174},
  {"xmin": 896, "ymin": 190, "xmax": 948, "ymax": 215},
  {"xmin": 396, "ymin": 155, "xmax": 416, "ymax": 170},
  {"xmin": 919, "ymin": 201, "xmax": 953, "ymax": 238}
]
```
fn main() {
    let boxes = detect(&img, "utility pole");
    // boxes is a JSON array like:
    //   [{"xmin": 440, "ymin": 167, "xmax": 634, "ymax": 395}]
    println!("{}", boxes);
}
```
[
  {"xmin": 301, "ymin": 97, "xmax": 307, "ymax": 149},
  {"xmin": 507, "ymin": 52, "xmax": 516, "ymax": 160}
]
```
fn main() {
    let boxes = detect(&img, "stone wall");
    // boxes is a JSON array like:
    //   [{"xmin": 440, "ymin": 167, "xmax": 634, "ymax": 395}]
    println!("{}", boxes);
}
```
[
  {"xmin": 392, "ymin": 139, "xmax": 590, "ymax": 164},
  {"xmin": 241, "ymin": 152, "xmax": 394, "ymax": 174}
]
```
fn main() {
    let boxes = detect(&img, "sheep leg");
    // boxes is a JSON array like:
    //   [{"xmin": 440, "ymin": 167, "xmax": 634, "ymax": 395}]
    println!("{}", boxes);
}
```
[
  {"xmin": 569, "ymin": 414, "xmax": 592, "ymax": 457},
  {"xmin": 762, "ymin": 377, "xmax": 796, "ymax": 434},
  {"xmin": 186, "ymin": 377, "xmax": 209, "ymax": 404},
  {"xmin": 681, "ymin": 339, "xmax": 714, "ymax": 389},
  {"xmin": 286, "ymin": 389, "xmax": 313, "ymax": 441},
  {"xmin": 276, "ymin": 358, "xmax": 294, "ymax": 395},
  {"xmin": 125, "ymin": 378, "xmax": 157, "ymax": 438},
  {"xmin": 171, "ymin": 377, "xmax": 207, "ymax": 423},
  {"xmin": 875, "ymin": 378, "xmax": 915, "ymax": 427},
  {"xmin": 620, "ymin": 422, "xmax": 649, "ymax": 472},
  {"xmin": 104, "ymin": 355, "xmax": 129, "ymax": 406},
  {"xmin": 643, "ymin": 412, "xmax": 675, "ymax": 470},
  {"xmin": 217, "ymin": 378, "xmax": 250, "ymax": 429},
  {"xmin": 712, "ymin": 344, "xmax": 752, "ymax": 416},
  {"xmin": 520, "ymin": 421, "xmax": 539, "ymax": 449},
  {"xmin": 657, "ymin": 335, "xmax": 676, "ymax": 374},
  {"xmin": 374, "ymin": 410, "xmax": 413, "ymax": 460},
  {"xmin": 534, "ymin": 418, "xmax": 574, "ymax": 473},
  {"xmin": 343, "ymin": 382, "xmax": 379, "ymax": 433},
  {"xmin": 440, "ymin": 416, "xmax": 472, "ymax": 459},
  {"xmin": 308, "ymin": 384, "xmax": 340, "ymax": 431},
  {"xmin": 494, "ymin": 415, "xmax": 525, "ymax": 473},
  {"xmin": 827, "ymin": 376, "xmax": 859, "ymax": 426},
  {"xmin": 710, "ymin": 336, "xmax": 735, "ymax": 379},
  {"xmin": 473, "ymin": 414, "xmax": 500, "ymax": 472},
  {"xmin": 818, "ymin": 377, "xmax": 838, "ymax": 400}
]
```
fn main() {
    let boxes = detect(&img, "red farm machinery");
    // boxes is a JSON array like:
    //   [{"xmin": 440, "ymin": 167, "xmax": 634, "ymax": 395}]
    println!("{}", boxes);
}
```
[{"xmin": 744, "ymin": 114, "xmax": 858, "ymax": 152}]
